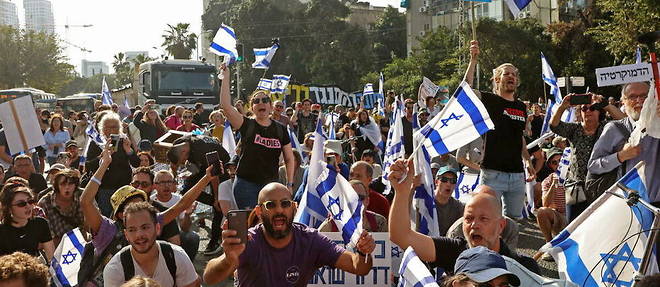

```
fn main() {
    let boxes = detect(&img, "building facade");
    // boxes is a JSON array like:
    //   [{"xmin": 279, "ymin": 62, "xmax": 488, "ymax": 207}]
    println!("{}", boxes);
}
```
[
  {"xmin": 347, "ymin": 2, "xmax": 386, "ymax": 30},
  {"xmin": 0, "ymin": 0, "xmax": 19, "ymax": 28},
  {"xmin": 24, "ymin": 0, "xmax": 54, "ymax": 34},
  {"xmin": 81, "ymin": 60, "xmax": 109, "ymax": 78}
]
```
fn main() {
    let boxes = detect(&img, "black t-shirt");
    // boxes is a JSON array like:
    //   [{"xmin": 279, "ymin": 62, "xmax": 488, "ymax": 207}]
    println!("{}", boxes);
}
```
[
  {"xmin": 237, "ymin": 117, "xmax": 290, "ymax": 184},
  {"xmin": 151, "ymin": 202, "xmax": 180, "ymax": 241},
  {"xmin": 431, "ymin": 237, "xmax": 540, "ymax": 275},
  {"xmin": 401, "ymin": 116, "xmax": 413, "ymax": 157},
  {"xmin": 480, "ymin": 92, "xmax": 527, "ymax": 172},
  {"xmin": 176, "ymin": 135, "xmax": 231, "ymax": 171},
  {"xmin": 0, "ymin": 130, "xmax": 9, "ymax": 157},
  {"xmin": 0, "ymin": 217, "xmax": 52, "ymax": 257},
  {"xmin": 530, "ymin": 115, "xmax": 544, "ymax": 140}
]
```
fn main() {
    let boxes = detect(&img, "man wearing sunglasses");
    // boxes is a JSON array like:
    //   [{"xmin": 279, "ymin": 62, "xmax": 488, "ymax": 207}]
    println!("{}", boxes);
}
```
[
  {"xmin": 434, "ymin": 166, "xmax": 463, "ymax": 236},
  {"xmin": 204, "ymin": 183, "xmax": 376, "ymax": 285}
]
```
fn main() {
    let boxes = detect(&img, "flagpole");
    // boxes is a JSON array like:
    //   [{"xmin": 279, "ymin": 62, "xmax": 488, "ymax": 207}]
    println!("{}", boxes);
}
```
[{"xmin": 470, "ymin": 1, "xmax": 477, "ymax": 41}]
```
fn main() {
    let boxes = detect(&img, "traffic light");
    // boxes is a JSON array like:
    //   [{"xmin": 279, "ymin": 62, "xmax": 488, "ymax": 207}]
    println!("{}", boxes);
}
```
[
  {"xmin": 230, "ymin": 79, "xmax": 237, "ymax": 99},
  {"xmin": 236, "ymin": 44, "xmax": 244, "ymax": 62}
]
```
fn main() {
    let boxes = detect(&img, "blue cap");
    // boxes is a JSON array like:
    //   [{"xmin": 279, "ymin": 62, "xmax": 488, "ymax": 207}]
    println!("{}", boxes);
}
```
[
  {"xmin": 454, "ymin": 246, "xmax": 520, "ymax": 286},
  {"xmin": 435, "ymin": 165, "xmax": 459, "ymax": 178}
]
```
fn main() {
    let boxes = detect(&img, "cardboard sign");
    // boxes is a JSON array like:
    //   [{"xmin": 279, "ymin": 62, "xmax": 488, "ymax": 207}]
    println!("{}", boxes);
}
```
[
  {"xmin": 308, "ymin": 232, "xmax": 402, "ymax": 287},
  {"xmin": 595, "ymin": 62, "xmax": 659, "ymax": 87},
  {"xmin": 0, "ymin": 96, "xmax": 45, "ymax": 155}
]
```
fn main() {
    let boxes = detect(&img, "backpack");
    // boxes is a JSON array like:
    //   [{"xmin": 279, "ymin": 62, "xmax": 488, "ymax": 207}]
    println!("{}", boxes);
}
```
[
  {"xmin": 119, "ymin": 241, "xmax": 177, "ymax": 284},
  {"xmin": 584, "ymin": 120, "xmax": 631, "ymax": 202},
  {"xmin": 77, "ymin": 229, "xmax": 128, "ymax": 287}
]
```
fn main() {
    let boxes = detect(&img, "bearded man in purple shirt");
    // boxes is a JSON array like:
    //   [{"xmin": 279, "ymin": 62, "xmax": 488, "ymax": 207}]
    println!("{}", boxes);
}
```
[{"xmin": 204, "ymin": 182, "xmax": 376, "ymax": 286}]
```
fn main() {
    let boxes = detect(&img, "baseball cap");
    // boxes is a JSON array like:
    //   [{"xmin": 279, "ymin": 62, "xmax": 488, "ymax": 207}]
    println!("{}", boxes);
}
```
[
  {"xmin": 110, "ymin": 185, "xmax": 148, "ymax": 219},
  {"xmin": 46, "ymin": 163, "xmax": 67, "ymax": 174},
  {"xmin": 435, "ymin": 165, "xmax": 458, "ymax": 178},
  {"xmin": 454, "ymin": 246, "xmax": 521, "ymax": 286},
  {"xmin": 138, "ymin": 139, "xmax": 153, "ymax": 151},
  {"xmin": 226, "ymin": 155, "xmax": 239, "ymax": 167},
  {"xmin": 546, "ymin": 148, "xmax": 564, "ymax": 165},
  {"xmin": 65, "ymin": 141, "xmax": 78, "ymax": 149}
]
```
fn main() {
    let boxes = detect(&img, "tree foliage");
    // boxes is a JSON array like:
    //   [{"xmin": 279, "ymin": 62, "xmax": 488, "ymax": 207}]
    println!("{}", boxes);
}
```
[
  {"xmin": 59, "ymin": 73, "xmax": 116, "ymax": 96},
  {"xmin": 161, "ymin": 23, "xmax": 198, "ymax": 59},
  {"xmin": 112, "ymin": 52, "xmax": 132, "ymax": 87},
  {"xmin": 0, "ymin": 26, "xmax": 73, "ymax": 93},
  {"xmin": 370, "ymin": 6, "xmax": 406, "ymax": 71}
]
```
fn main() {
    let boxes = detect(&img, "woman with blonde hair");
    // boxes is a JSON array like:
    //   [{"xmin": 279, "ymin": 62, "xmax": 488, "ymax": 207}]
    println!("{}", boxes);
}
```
[
  {"xmin": 205, "ymin": 110, "xmax": 225, "ymax": 141},
  {"xmin": 133, "ymin": 101, "xmax": 168, "ymax": 142}
]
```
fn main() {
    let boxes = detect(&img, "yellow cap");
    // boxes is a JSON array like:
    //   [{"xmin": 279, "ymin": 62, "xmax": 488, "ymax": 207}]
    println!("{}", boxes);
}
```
[{"xmin": 110, "ymin": 185, "xmax": 148, "ymax": 219}]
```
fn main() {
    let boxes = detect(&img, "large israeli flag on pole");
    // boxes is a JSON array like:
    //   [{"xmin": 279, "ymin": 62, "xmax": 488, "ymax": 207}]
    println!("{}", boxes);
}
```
[
  {"xmin": 51, "ymin": 228, "xmax": 87, "ymax": 287},
  {"xmin": 411, "ymin": 106, "xmax": 439, "ymax": 237},
  {"xmin": 398, "ymin": 247, "xmax": 440, "ymax": 287},
  {"xmin": 101, "ymin": 77, "xmax": 113, "ymax": 105},
  {"xmin": 294, "ymin": 118, "xmax": 328, "ymax": 228},
  {"xmin": 382, "ymin": 96, "xmax": 405, "ymax": 193},
  {"xmin": 209, "ymin": 24, "xmax": 238, "ymax": 64},
  {"xmin": 414, "ymin": 82, "xmax": 494, "ymax": 158},
  {"xmin": 252, "ymin": 43, "xmax": 279, "ymax": 69},
  {"xmin": 222, "ymin": 120, "xmax": 237, "ymax": 158},
  {"xmin": 271, "ymin": 74, "xmax": 290, "ymax": 94},
  {"xmin": 540, "ymin": 162, "xmax": 658, "ymax": 286},
  {"xmin": 315, "ymin": 164, "xmax": 364, "ymax": 247},
  {"xmin": 540, "ymin": 52, "xmax": 574, "ymax": 135},
  {"xmin": 504, "ymin": 0, "xmax": 532, "ymax": 16}
]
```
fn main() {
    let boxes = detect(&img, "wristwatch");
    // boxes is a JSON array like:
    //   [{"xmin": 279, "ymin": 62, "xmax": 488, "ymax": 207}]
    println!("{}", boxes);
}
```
[{"xmin": 286, "ymin": 182, "xmax": 295, "ymax": 187}]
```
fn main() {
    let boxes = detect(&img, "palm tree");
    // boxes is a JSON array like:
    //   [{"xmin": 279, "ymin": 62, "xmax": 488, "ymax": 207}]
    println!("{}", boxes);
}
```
[
  {"xmin": 161, "ymin": 23, "xmax": 198, "ymax": 59},
  {"xmin": 112, "ymin": 52, "xmax": 132, "ymax": 86}
]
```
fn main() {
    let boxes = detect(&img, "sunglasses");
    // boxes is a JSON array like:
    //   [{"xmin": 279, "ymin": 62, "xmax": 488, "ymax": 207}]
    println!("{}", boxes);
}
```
[
  {"xmin": 438, "ymin": 176, "xmax": 457, "ymax": 184},
  {"xmin": 13, "ymin": 199, "xmax": 37, "ymax": 207},
  {"xmin": 580, "ymin": 105, "xmax": 597, "ymax": 112},
  {"xmin": 275, "ymin": 105, "xmax": 284, "ymax": 109},
  {"xmin": 261, "ymin": 199, "xmax": 294, "ymax": 211},
  {"xmin": 131, "ymin": 181, "xmax": 151, "ymax": 188},
  {"xmin": 252, "ymin": 97, "xmax": 271, "ymax": 104}
]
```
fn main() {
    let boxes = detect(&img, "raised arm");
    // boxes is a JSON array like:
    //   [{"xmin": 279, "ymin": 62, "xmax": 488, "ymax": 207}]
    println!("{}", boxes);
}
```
[
  {"xmin": 204, "ymin": 221, "xmax": 244, "ymax": 284},
  {"xmin": 463, "ymin": 40, "xmax": 479, "ymax": 88},
  {"xmin": 388, "ymin": 159, "xmax": 436, "ymax": 262},
  {"xmin": 162, "ymin": 165, "xmax": 216, "ymax": 225},
  {"xmin": 334, "ymin": 231, "xmax": 376, "ymax": 275},
  {"xmin": 80, "ymin": 147, "xmax": 112, "ymax": 234},
  {"xmin": 219, "ymin": 65, "xmax": 244, "ymax": 130}
]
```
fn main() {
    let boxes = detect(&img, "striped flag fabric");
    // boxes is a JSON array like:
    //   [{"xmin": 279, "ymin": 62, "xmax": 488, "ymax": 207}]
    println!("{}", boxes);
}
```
[
  {"xmin": 540, "ymin": 52, "xmax": 574, "ymax": 136},
  {"xmin": 252, "ymin": 43, "xmax": 279, "ymax": 69},
  {"xmin": 222, "ymin": 120, "xmax": 237, "ymax": 158},
  {"xmin": 271, "ymin": 74, "xmax": 290, "ymax": 94},
  {"xmin": 288, "ymin": 126, "xmax": 308, "ymax": 165},
  {"xmin": 101, "ymin": 77, "xmax": 113, "ymax": 105},
  {"xmin": 397, "ymin": 247, "xmax": 440, "ymax": 287},
  {"xmin": 453, "ymin": 172, "xmax": 480, "ymax": 203},
  {"xmin": 51, "ymin": 228, "xmax": 87, "ymax": 287},
  {"xmin": 209, "ymin": 24, "xmax": 238, "ymax": 64},
  {"xmin": 377, "ymin": 72, "xmax": 385, "ymax": 116},
  {"xmin": 411, "ymin": 106, "xmax": 439, "ymax": 237},
  {"xmin": 257, "ymin": 78, "xmax": 273, "ymax": 91},
  {"xmin": 555, "ymin": 147, "xmax": 571, "ymax": 185},
  {"xmin": 635, "ymin": 46, "xmax": 642, "ymax": 64},
  {"xmin": 85, "ymin": 122, "xmax": 104, "ymax": 146},
  {"xmin": 504, "ymin": 0, "xmax": 532, "ymax": 16},
  {"xmin": 540, "ymin": 162, "xmax": 658, "ymax": 286},
  {"xmin": 294, "ymin": 118, "xmax": 328, "ymax": 228},
  {"xmin": 382, "ymin": 96, "xmax": 405, "ymax": 194},
  {"xmin": 414, "ymin": 82, "xmax": 494, "ymax": 158}
]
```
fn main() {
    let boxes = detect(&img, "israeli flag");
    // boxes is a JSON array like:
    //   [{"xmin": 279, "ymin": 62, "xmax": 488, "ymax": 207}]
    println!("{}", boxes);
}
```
[
  {"xmin": 555, "ymin": 147, "xmax": 571, "ymax": 185},
  {"xmin": 414, "ymin": 82, "xmax": 494, "ymax": 159},
  {"xmin": 360, "ymin": 116, "xmax": 382, "ymax": 148},
  {"xmin": 252, "ymin": 43, "xmax": 279, "ymax": 69},
  {"xmin": 119, "ymin": 96, "xmax": 131, "ymax": 118},
  {"xmin": 540, "ymin": 52, "xmax": 574, "ymax": 135},
  {"xmin": 51, "ymin": 228, "xmax": 87, "ymax": 287},
  {"xmin": 327, "ymin": 113, "xmax": 336, "ymax": 140},
  {"xmin": 382, "ymin": 97, "xmax": 405, "ymax": 194},
  {"xmin": 377, "ymin": 72, "xmax": 385, "ymax": 116},
  {"xmin": 635, "ymin": 47, "xmax": 642, "ymax": 64},
  {"xmin": 315, "ymin": 164, "xmax": 364, "ymax": 247},
  {"xmin": 222, "ymin": 120, "xmax": 237, "ymax": 158},
  {"xmin": 294, "ymin": 118, "xmax": 328, "ymax": 228},
  {"xmin": 85, "ymin": 122, "xmax": 104, "ymax": 147},
  {"xmin": 209, "ymin": 24, "xmax": 238, "ymax": 64},
  {"xmin": 540, "ymin": 162, "xmax": 658, "ymax": 286},
  {"xmin": 271, "ymin": 74, "xmax": 290, "ymax": 94},
  {"xmin": 504, "ymin": 0, "xmax": 532, "ymax": 16},
  {"xmin": 453, "ymin": 172, "xmax": 480, "ymax": 203},
  {"xmin": 101, "ymin": 77, "xmax": 113, "ymax": 105},
  {"xmin": 288, "ymin": 126, "xmax": 308, "ymax": 165},
  {"xmin": 398, "ymin": 247, "xmax": 440, "ymax": 287},
  {"xmin": 363, "ymin": 83, "xmax": 374, "ymax": 97},
  {"xmin": 412, "ymin": 106, "xmax": 439, "ymax": 237},
  {"xmin": 257, "ymin": 78, "xmax": 273, "ymax": 91}
]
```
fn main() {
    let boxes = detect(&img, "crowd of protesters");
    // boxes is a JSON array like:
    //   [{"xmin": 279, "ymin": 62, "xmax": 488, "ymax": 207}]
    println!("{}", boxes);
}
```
[{"xmin": 0, "ymin": 40, "xmax": 658, "ymax": 287}]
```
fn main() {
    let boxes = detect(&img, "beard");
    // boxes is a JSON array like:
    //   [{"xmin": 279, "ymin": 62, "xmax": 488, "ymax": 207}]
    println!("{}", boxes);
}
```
[
  {"xmin": 625, "ymin": 105, "xmax": 641, "ymax": 121},
  {"xmin": 131, "ymin": 236, "xmax": 157, "ymax": 254},
  {"xmin": 262, "ymin": 214, "xmax": 293, "ymax": 239}
]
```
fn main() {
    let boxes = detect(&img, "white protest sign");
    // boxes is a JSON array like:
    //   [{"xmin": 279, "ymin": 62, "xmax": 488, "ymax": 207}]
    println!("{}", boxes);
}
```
[
  {"xmin": 0, "ymin": 96, "xmax": 45, "ymax": 155},
  {"xmin": 308, "ymin": 232, "xmax": 403, "ymax": 287},
  {"xmin": 595, "ymin": 62, "xmax": 660, "ymax": 87},
  {"xmin": 418, "ymin": 77, "xmax": 440, "ymax": 107}
]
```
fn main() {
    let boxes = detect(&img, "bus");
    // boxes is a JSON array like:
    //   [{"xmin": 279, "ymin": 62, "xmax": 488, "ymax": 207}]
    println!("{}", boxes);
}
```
[
  {"xmin": 57, "ymin": 94, "xmax": 98, "ymax": 115},
  {"xmin": 0, "ymin": 88, "xmax": 57, "ymax": 108},
  {"xmin": 134, "ymin": 59, "xmax": 219, "ymax": 107}
]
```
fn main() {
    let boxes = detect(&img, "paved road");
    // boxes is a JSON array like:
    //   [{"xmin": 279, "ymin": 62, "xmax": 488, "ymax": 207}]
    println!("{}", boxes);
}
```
[{"xmin": 191, "ymin": 216, "xmax": 559, "ymax": 286}]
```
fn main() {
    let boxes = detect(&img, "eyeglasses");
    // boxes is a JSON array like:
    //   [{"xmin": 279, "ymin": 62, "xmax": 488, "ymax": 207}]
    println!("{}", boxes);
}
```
[
  {"xmin": 251, "ymin": 97, "xmax": 271, "ymax": 104},
  {"xmin": 438, "ymin": 177, "xmax": 457, "ymax": 184},
  {"xmin": 624, "ymin": 94, "xmax": 647, "ymax": 102},
  {"xmin": 155, "ymin": 180, "xmax": 176, "ymax": 186},
  {"xmin": 13, "ymin": 199, "xmax": 37, "ymax": 207},
  {"xmin": 261, "ymin": 199, "xmax": 294, "ymax": 211},
  {"xmin": 131, "ymin": 181, "xmax": 151, "ymax": 188}
]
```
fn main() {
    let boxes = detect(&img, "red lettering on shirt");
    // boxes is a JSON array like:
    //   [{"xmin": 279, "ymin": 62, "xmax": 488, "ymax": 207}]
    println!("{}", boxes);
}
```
[
  {"xmin": 503, "ymin": 108, "xmax": 526, "ymax": 122},
  {"xmin": 254, "ymin": 134, "xmax": 281, "ymax": 149}
]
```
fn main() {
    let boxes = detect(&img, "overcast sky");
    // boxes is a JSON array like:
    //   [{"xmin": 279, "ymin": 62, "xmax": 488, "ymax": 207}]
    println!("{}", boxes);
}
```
[{"xmin": 13, "ymin": 0, "xmax": 400, "ymax": 74}]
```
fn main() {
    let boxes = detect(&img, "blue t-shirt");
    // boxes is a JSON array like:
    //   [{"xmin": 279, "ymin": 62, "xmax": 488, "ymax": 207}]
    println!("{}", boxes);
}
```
[{"xmin": 237, "ymin": 223, "xmax": 345, "ymax": 286}]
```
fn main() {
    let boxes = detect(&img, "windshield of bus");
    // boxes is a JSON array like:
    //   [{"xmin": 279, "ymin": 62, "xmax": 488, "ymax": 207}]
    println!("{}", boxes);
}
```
[
  {"xmin": 157, "ymin": 70, "xmax": 215, "ymax": 91},
  {"xmin": 57, "ymin": 98, "xmax": 95, "ymax": 114}
]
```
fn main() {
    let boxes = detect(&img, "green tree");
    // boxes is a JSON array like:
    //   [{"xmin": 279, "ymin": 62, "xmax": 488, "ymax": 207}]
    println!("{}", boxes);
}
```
[
  {"xmin": 371, "ymin": 6, "xmax": 406, "ymax": 71},
  {"xmin": 112, "ymin": 52, "xmax": 132, "ymax": 86},
  {"xmin": 59, "ymin": 73, "xmax": 116, "ymax": 96},
  {"xmin": 161, "ymin": 23, "xmax": 198, "ymax": 59}
]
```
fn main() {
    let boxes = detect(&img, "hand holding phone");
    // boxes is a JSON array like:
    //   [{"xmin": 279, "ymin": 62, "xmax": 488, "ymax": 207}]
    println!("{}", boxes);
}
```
[
  {"xmin": 109, "ymin": 134, "xmax": 120, "ymax": 152},
  {"xmin": 227, "ymin": 209, "xmax": 250, "ymax": 244},
  {"xmin": 205, "ymin": 151, "xmax": 223, "ymax": 176}
]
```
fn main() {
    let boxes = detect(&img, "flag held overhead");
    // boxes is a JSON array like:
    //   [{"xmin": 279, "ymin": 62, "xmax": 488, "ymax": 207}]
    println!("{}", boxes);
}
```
[
  {"xmin": 252, "ymin": 43, "xmax": 279, "ymax": 69},
  {"xmin": 209, "ymin": 24, "xmax": 238, "ymax": 64}
]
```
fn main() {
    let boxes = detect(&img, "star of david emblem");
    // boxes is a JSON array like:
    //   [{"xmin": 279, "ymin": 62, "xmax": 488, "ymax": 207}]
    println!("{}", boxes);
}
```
[
  {"xmin": 460, "ymin": 185, "xmax": 471, "ymax": 194},
  {"xmin": 62, "ymin": 250, "xmax": 77, "ymax": 265},
  {"xmin": 440, "ymin": 113, "xmax": 463, "ymax": 128},
  {"xmin": 391, "ymin": 246, "xmax": 402, "ymax": 258},
  {"xmin": 326, "ymin": 196, "xmax": 343, "ymax": 220},
  {"xmin": 599, "ymin": 243, "xmax": 641, "ymax": 286}
]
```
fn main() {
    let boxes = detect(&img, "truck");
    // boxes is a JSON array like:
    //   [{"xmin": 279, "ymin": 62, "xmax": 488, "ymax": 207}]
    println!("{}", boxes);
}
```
[{"xmin": 134, "ymin": 59, "xmax": 220, "ymax": 108}]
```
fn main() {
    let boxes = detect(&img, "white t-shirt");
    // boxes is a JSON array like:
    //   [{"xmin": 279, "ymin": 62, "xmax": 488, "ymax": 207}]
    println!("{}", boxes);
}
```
[
  {"xmin": 151, "ymin": 193, "xmax": 183, "ymax": 220},
  {"xmin": 218, "ymin": 178, "xmax": 237, "ymax": 210},
  {"xmin": 103, "ymin": 241, "xmax": 198, "ymax": 287}
]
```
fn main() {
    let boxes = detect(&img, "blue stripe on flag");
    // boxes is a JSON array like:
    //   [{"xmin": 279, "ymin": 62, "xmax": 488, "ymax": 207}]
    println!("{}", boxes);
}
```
[
  {"xmin": 412, "ymin": 276, "xmax": 438, "ymax": 287},
  {"xmin": 456, "ymin": 89, "xmax": 491, "ymax": 135},
  {"xmin": 52, "ymin": 259, "xmax": 72, "ymax": 287},
  {"xmin": 454, "ymin": 172, "xmax": 465, "ymax": 198},
  {"xmin": 254, "ymin": 49, "xmax": 268, "ymax": 56},
  {"xmin": 341, "ymin": 201, "xmax": 363, "ymax": 244},
  {"xmin": 66, "ymin": 230, "xmax": 85, "ymax": 254},
  {"xmin": 221, "ymin": 25, "xmax": 235, "ymax": 39},
  {"xmin": 425, "ymin": 129, "xmax": 449, "ymax": 155},
  {"xmin": 555, "ymin": 237, "xmax": 599, "ymax": 286},
  {"xmin": 210, "ymin": 42, "xmax": 237, "ymax": 58}
]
